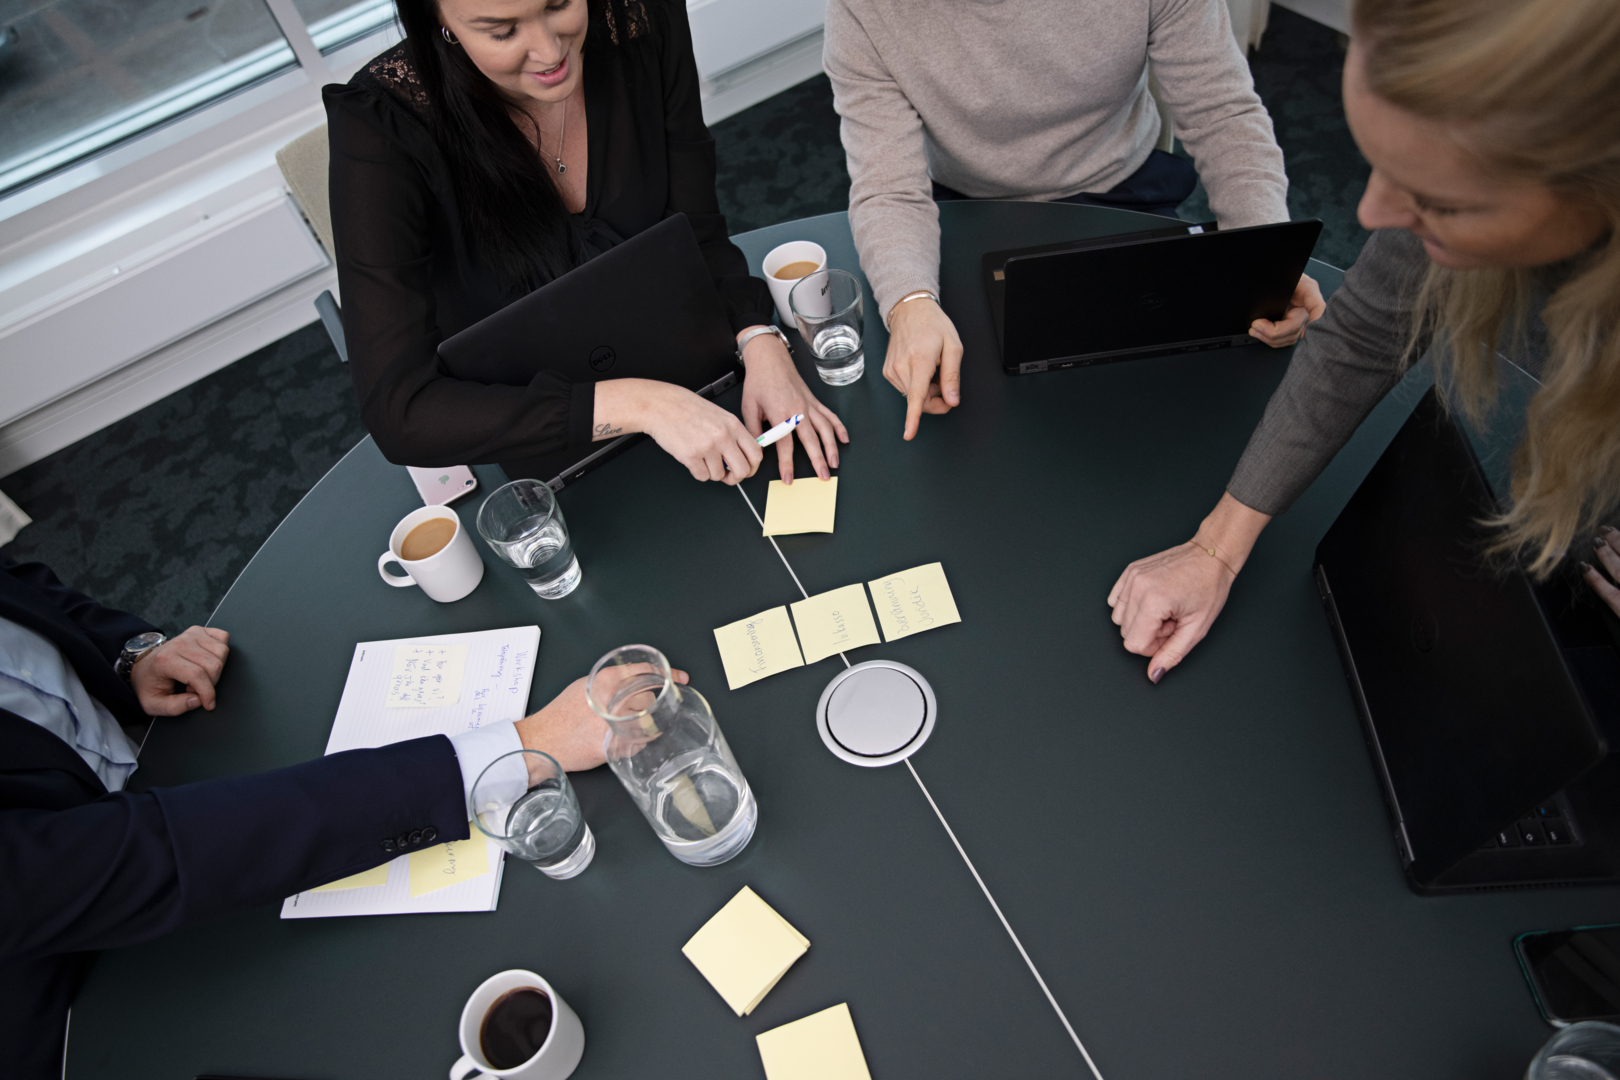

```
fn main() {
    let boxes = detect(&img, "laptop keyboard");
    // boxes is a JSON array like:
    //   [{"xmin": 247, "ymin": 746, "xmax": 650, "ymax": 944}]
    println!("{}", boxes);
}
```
[{"xmin": 1480, "ymin": 795, "xmax": 1582, "ymax": 851}]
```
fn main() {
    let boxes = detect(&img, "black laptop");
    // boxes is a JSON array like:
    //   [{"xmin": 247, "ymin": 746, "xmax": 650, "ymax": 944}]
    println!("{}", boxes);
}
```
[
  {"xmin": 438, "ymin": 213, "xmax": 739, "ymax": 489},
  {"xmin": 983, "ymin": 219, "xmax": 1322, "ymax": 374},
  {"xmin": 1315, "ymin": 387, "xmax": 1620, "ymax": 893}
]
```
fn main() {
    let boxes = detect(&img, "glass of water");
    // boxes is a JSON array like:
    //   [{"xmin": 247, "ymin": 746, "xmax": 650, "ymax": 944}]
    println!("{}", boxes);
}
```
[
  {"xmin": 471, "ymin": 749, "xmax": 595, "ymax": 879},
  {"xmin": 476, "ymin": 478, "xmax": 582, "ymax": 599},
  {"xmin": 789, "ymin": 268, "xmax": 865, "ymax": 385},
  {"xmin": 1527, "ymin": 1022, "xmax": 1620, "ymax": 1080}
]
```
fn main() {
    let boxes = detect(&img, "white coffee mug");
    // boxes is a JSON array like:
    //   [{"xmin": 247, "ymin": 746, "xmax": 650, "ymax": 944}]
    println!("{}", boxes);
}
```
[
  {"xmin": 762, "ymin": 240, "xmax": 827, "ymax": 327},
  {"xmin": 378, "ymin": 505, "xmax": 485, "ymax": 603},
  {"xmin": 450, "ymin": 970, "xmax": 585, "ymax": 1080}
]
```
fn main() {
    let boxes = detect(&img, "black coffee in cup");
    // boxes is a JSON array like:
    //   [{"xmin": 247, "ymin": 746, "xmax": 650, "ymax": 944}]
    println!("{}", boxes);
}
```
[{"xmin": 480, "ymin": 987, "xmax": 553, "ymax": 1069}]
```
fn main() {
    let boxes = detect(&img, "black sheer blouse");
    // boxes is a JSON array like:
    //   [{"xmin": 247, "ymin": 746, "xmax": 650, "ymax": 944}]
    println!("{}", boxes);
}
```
[{"xmin": 322, "ymin": 0, "xmax": 773, "ymax": 478}]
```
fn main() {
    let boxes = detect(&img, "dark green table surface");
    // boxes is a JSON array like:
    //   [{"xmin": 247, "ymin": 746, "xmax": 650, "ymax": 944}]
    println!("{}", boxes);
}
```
[{"xmin": 67, "ymin": 202, "xmax": 1620, "ymax": 1080}]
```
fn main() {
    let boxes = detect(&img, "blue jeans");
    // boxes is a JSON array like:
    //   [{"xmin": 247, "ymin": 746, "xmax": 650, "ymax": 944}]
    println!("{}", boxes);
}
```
[{"xmin": 931, "ymin": 149, "xmax": 1198, "ymax": 221}]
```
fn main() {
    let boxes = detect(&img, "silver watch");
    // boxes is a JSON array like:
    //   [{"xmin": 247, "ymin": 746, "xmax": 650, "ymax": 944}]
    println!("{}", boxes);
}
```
[
  {"xmin": 736, "ymin": 324, "xmax": 790, "ymax": 360},
  {"xmin": 115, "ymin": 631, "xmax": 166, "ymax": 681}
]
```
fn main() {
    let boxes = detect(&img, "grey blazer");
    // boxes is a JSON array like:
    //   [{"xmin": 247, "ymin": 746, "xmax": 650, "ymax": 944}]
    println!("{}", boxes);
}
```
[{"xmin": 1227, "ymin": 227, "xmax": 1437, "ymax": 515}]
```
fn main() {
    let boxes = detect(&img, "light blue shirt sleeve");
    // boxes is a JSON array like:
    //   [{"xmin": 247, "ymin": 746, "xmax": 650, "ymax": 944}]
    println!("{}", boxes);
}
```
[
  {"xmin": 447, "ymin": 722, "xmax": 527, "ymax": 817},
  {"xmin": 0, "ymin": 617, "xmax": 140, "ymax": 792}
]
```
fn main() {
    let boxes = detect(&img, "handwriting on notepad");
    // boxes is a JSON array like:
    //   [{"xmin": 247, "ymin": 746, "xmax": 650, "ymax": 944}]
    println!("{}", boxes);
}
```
[{"xmin": 386, "ymin": 643, "xmax": 469, "ymax": 708}]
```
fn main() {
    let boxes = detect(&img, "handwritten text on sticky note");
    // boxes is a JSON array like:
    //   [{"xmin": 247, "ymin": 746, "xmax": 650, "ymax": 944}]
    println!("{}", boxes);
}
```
[
  {"xmin": 868, "ymin": 562, "xmax": 961, "ymax": 642},
  {"xmin": 790, "ymin": 583, "xmax": 881, "ymax": 664},
  {"xmin": 408, "ymin": 829, "xmax": 490, "ymax": 898},
  {"xmin": 386, "ymin": 643, "xmax": 469, "ymax": 708},
  {"xmin": 762, "ymin": 477, "xmax": 838, "ymax": 536},
  {"xmin": 714, "ymin": 607, "xmax": 805, "ymax": 690}
]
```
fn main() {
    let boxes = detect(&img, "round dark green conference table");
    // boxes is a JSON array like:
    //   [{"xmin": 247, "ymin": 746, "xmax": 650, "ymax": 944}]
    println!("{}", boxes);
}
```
[{"xmin": 66, "ymin": 202, "xmax": 1620, "ymax": 1080}]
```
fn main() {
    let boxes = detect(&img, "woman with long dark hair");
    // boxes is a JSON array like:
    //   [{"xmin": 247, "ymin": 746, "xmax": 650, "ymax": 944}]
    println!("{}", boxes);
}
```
[{"xmin": 323, "ymin": 0, "xmax": 846, "ymax": 485}]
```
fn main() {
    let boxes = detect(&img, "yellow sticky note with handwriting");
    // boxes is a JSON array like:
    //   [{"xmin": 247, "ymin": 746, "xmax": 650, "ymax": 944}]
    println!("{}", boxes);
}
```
[
  {"xmin": 713, "ymin": 606, "xmax": 805, "ymax": 690},
  {"xmin": 762, "ymin": 478, "xmax": 838, "ymax": 536},
  {"xmin": 790, "ymin": 584, "xmax": 881, "ymax": 664},
  {"xmin": 682, "ymin": 886, "xmax": 809, "ymax": 1017},
  {"xmin": 385, "ymin": 642, "xmax": 469, "ymax": 708},
  {"xmin": 407, "ymin": 829, "xmax": 490, "ymax": 898},
  {"xmin": 756, "ymin": 1003, "xmax": 873, "ymax": 1080},
  {"xmin": 868, "ymin": 562, "xmax": 961, "ymax": 642},
  {"xmin": 311, "ymin": 863, "xmax": 390, "ymax": 892}
]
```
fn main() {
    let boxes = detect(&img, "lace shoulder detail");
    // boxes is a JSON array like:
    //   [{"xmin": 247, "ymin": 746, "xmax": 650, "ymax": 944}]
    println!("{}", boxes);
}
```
[
  {"xmin": 361, "ymin": 43, "xmax": 429, "ymax": 116},
  {"xmin": 599, "ymin": 0, "xmax": 651, "ymax": 44}
]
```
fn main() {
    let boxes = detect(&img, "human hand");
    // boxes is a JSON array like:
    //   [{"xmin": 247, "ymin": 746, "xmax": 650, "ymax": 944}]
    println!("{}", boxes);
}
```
[
  {"xmin": 132, "ymin": 626, "xmax": 231, "ymax": 715},
  {"xmin": 1249, "ymin": 272, "xmax": 1326, "ymax": 348},
  {"xmin": 514, "ymin": 667, "xmax": 691, "ymax": 775},
  {"xmin": 884, "ymin": 296, "xmax": 963, "ymax": 440},
  {"xmin": 635, "ymin": 382, "xmax": 763, "ymax": 485},
  {"xmin": 1106, "ymin": 493, "xmax": 1270, "ymax": 683},
  {"xmin": 1581, "ymin": 526, "xmax": 1620, "ymax": 618},
  {"xmin": 738, "ymin": 327, "xmax": 849, "ymax": 484}
]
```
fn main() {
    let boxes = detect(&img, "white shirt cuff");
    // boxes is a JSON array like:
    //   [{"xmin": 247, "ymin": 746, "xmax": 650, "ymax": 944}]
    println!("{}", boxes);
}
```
[{"xmin": 448, "ymin": 722, "xmax": 526, "ymax": 817}]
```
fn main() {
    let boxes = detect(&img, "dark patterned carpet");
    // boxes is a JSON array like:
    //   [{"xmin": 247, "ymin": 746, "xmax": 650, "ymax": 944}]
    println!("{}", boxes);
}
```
[{"xmin": 1, "ymin": 5, "xmax": 1364, "ymax": 632}]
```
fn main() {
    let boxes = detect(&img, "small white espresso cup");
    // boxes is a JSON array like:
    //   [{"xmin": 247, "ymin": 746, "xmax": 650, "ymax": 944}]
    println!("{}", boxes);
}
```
[
  {"xmin": 377, "ymin": 505, "xmax": 484, "ymax": 603},
  {"xmin": 450, "ymin": 970, "xmax": 585, "ymax": 1080},
  {"xmin": 762, "ymin": 240, "xmax": 828, "ymax": 327}
]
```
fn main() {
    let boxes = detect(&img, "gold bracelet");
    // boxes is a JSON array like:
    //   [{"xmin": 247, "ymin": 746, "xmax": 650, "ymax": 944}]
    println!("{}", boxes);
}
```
[{"xmin": 1191, "ymin": 536, "xmax": 1239, "ymax": 578}]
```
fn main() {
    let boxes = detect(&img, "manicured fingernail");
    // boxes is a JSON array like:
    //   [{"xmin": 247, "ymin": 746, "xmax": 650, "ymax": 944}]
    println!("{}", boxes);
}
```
[
  {"xmin": 188, "ymin": 697, "xmax": 200, "ymax": 708},
  {"xmin": 1580, "ymin": 561, "xmax": 1595, "ymax": 573},
  {"xmin": 1598, "ymin": 537, "xmax": 1607, "ymax": 549},
  {"xmin": 1603, "ymin": 525, "xmax": 1618, "ymax": 536},
  {"xmin": 1150, "ymin": 667, "xmax": 1165, "ymax": 684}
]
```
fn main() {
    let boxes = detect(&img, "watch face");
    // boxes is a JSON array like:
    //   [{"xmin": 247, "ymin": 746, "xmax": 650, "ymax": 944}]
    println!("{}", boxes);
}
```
[{"xmin": 125, "ymin": 631, "xmax": 164, "ymax": 653}]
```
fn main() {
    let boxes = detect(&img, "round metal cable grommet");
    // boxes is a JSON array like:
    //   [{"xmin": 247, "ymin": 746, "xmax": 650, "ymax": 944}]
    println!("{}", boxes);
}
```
[{"xmin": 815, "ymin": 660, "xmax": 937, "ymax": 767}]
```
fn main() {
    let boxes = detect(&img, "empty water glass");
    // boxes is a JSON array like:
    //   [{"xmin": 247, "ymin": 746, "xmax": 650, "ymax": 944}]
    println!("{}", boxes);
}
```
[
  {"xmin": 476, "ymin": 478, "xmax": 582, "ymax": 599},
  {"xmin": 471, "ymin": 749, "xmax": 595, "ymax": 879},
  {"xmin": 789, "ymin": 269, "xmax": 865, "ymax": 385}
]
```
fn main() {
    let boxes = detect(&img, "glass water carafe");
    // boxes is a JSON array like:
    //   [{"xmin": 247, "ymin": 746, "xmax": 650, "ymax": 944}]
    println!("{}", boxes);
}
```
[{"xmin": 586, "ymin": 645, "xmax": 757, "ymax": 866}]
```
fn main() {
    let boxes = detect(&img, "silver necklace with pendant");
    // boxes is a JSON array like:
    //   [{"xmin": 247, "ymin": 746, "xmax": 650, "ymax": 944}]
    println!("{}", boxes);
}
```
[{"xmin": 549, "ymin": 94, "xmax": 569, "ymax": 174}]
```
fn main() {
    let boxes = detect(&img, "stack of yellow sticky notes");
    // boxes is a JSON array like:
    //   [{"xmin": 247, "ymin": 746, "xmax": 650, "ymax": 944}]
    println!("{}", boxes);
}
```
[
  {"xmin": 756, "ymin": 1003, "xmax": 873, "ymax": 1080},
  {"xmin": 681, "ymin": 887, "xmax": 809, "ymax": 1016}
]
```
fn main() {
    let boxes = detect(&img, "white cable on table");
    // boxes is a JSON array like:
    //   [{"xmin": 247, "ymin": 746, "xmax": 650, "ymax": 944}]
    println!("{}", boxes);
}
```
[
  {"xmin": 737, "ymin": 482, "xmax": 1100, "ymax": 1076},
  {"xmin": 903, "ymin": 758, "xmax": 1105, "ymax": 1080}
]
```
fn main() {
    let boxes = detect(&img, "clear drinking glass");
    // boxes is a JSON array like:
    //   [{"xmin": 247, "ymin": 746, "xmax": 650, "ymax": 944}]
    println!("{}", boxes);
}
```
[
  {"xmin": 789, "ymin": 269, "xmax": 866, "ymax": 385},
  {"xmin": 1527, "ymin": 1022, "xmax": 1620, "ymax": 1080},
  {"xmin": 471, "ymin": 749, "xmax": 595, "ymax": 879},
  {"xmin": 586, "ymin": 645, "xmax": 757, "ymax": 866},
  {"xmin": 476, "ymin": 479, "xmax": 582, "ymax": 599}
]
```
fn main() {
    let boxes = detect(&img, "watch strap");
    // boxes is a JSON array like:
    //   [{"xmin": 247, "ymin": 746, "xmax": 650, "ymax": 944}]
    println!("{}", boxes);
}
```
[{"xmin": 736, "ymin": 324, "xmax": 790, "ymax": 360}]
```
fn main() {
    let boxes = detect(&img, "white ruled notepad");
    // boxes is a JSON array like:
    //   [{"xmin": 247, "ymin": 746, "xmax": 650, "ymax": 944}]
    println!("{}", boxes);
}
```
[{"xmin": 280, "ymin": 626, "xmax": 541, "ymax": 919}]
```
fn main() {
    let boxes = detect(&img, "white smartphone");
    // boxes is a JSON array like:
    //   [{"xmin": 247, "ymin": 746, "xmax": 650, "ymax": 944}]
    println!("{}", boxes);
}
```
[{"xmin": 407, "ymin": 465, "xmax": 478, "ymax": 506}]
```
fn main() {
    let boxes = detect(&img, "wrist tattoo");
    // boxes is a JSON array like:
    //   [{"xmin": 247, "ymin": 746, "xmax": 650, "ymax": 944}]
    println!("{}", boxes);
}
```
[{"xmin": 593, "ymin": 423, "xmax": 623, "ymax": 438}]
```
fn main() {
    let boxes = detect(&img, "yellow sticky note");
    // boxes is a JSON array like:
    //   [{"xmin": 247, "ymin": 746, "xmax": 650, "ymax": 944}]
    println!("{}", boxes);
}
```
[
  {"xmin": 790, "ymin": 584, "xmax": 881, "ymax": 664},
  {"xmin": 713, "ymin": 606, "xmax": 805, "ymax": 690},
  {"xmin": 682, "ymin": 886, "xmax": 810, "ymax": 1017},
  {"xmin": 311, "ymin": 863, "xmax": 390, "ymax": 892},
  {"xmin": 407, "ymin": 830, "xmax": 490, "ymax": 897},
  {"xmin": 868, "ymin": 562, "xmax": 961, "ymax": 642},
  {"xmin": 762, "ymin": 478, "xmax": 838, "ymax": 536},
  {"xmin": 386, "ymin": 642, "xmax": 469, "ymax": 708},
  {"xmin": 756, "ymin": 1003, "xmax": 873, "ymax": 1080}
]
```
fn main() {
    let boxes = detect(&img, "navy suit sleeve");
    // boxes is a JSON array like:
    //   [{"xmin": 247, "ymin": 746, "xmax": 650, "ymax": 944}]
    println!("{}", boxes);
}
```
[
  {"xmin": 0, "ymin": 735, "xmax": 468, "ymax": 961},
  {"xmin": 0, "ymin": 557, "xmax": 157, "ymax": 663}
]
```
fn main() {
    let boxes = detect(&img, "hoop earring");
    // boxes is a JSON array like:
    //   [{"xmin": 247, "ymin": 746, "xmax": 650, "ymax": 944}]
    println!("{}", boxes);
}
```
[{"xmin": 441, "ymin": 26, "xmax": 458, "ymax": 44}]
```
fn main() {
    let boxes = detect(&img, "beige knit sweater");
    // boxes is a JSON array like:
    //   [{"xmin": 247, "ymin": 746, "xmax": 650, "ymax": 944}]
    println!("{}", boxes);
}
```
[{"xmin": 825, "ymin": 0, "xmax": 1292, "ymax": 320}]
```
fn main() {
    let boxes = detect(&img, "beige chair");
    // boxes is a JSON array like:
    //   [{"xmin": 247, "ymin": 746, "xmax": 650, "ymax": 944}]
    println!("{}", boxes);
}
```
[
  {"xmin": 276, "ymin": 124, "xmax": 335, "ymax": 256},
  {"xmin": 276, "ymin": 124, "xmax": 346, "ymax": 362}
]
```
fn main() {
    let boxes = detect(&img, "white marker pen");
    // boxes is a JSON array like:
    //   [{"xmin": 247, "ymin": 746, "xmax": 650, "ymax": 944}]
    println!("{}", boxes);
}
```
[{"xmin": 756, "ymin": 414, "xmax": 804, "ymax": 447}]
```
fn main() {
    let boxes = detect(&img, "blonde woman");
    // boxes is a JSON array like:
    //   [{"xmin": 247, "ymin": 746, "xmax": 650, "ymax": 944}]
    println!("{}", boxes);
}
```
[{"xmin": 1108, "ymin": 0, "xmax": 1620, "ymax": 684}]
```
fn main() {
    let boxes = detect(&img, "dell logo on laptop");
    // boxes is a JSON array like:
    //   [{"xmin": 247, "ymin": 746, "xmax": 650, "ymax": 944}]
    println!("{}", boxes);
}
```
[{"xmin": 589, "ymin": 345, "xmax": 616, "ymax": 372}]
